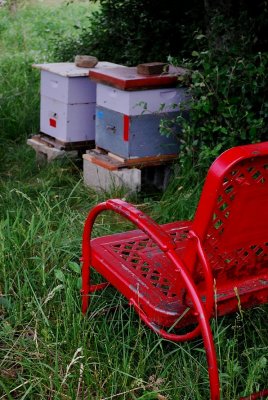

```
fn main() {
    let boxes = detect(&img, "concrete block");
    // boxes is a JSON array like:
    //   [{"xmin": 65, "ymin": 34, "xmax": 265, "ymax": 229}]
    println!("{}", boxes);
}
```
[
  {"xmin": 83, "ymin": 156, "xmax": 141, "ymax": 193},
  {"xmin": 27, "ymin": 137, "xmax": 78, "ymax": 163}
]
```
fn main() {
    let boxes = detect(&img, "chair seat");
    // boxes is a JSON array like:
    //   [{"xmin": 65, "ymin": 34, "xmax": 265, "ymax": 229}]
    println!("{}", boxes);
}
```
[{"xmin": 91, "ymin": 221, "xmax": 268, "ymax": 328}]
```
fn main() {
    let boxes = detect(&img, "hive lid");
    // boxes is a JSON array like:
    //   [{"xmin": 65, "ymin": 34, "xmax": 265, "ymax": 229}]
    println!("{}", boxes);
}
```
[
  {"xmin": 88, "ymin": 65, "xmax": 189, "ymax": 90},
  {"xmin": 32, "ymin": 61, "xmax": 124, "ymax": 77}
]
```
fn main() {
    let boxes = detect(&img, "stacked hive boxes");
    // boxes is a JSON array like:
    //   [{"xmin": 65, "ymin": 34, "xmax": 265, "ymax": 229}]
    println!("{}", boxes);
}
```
[
  {"xmin": 89, "ymin": 65, "xmax": 190, "ymax": 159},
  {"xmin": 32, "ymin": 62, "xmax": 122, "ymax": 144},
  {"xmin": 30, "ymin": 61, "xmax": 190, "ymax": 191}
]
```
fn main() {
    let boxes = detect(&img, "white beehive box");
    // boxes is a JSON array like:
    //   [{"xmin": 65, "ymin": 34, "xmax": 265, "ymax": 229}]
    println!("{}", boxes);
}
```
[
  {"xmin": 32, "ymin": 62, "xmax": 123, "ymax": 143},
  {"xmin": 96, "ymin": 83, "xmax": 189, "ymax": 116},
  {"xmin": 40, "ymin": 97, "xmax": 96, "ymax": 142}
]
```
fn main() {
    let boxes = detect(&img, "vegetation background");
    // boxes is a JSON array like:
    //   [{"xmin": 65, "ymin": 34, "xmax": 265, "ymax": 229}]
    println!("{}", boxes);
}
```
[{"xmin": 0, "ymin": 0, "xmax": 267, "ymax": 399}]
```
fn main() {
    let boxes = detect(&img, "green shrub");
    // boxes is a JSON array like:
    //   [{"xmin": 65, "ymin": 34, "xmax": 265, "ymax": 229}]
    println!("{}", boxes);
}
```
[
  {"xmin": 158, "ymin": 8, "xmax": 268, "ymax": 204},
  {"xmin": 160, "ymin": 50, "xmax": 268, "ymax": 177},
  {"xmin": 52, "ymin": 0, "xmax": 204, "ymax": 65},
  {"xmin": 52, "ymin": 0, "xmax": 268, "ymax": 67}
]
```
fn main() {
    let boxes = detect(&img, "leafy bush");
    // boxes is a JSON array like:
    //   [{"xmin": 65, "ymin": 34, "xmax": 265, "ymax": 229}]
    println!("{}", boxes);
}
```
[
  {"xmin": 51, "ymin": 1, "xmax": 268, "ymax": 181},
  {"xmin": 160, "ymin": 48, "xmax": 268, "ymax": 177},
  {"xmin": 52, "ymin": 0, "xmax": 268, "ymax": 66},
  {"xmin": 52, "ymin": 0, "xmax": 204, "ymax": 65}
]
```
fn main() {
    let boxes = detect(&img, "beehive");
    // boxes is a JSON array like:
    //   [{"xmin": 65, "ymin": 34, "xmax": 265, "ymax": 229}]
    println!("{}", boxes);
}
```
[
  {"xmin": 89, "ymin": 66, "xmax": 190, "ymax": 158},
  {"xmin": 33, "ymin": 62, "xmax": 123, "ymax": 144}
]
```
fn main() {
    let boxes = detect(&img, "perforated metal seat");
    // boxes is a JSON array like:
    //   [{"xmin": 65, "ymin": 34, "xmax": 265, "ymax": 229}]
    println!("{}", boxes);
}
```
[
  {"xmin": 90, "ymin": 220, "xmax": 268, "ymax": 329},
  {"xmin": 81, "ymin": 141, "xmax": 268, "ymax": 400},
  {"xmin": 91, "ymin": 221, "xmax": 191, "ymax": 327}
]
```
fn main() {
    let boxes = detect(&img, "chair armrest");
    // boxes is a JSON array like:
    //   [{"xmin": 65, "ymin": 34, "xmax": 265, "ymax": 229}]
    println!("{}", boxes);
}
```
[{"xmin": 82, "ymin": 199, "xmax": 176, "ymax": 257}]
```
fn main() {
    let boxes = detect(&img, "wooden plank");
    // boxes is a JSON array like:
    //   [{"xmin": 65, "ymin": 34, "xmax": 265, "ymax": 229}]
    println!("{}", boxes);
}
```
[
  {"xmin": 124, "ymin": 154, "xmax": 177, "ymax": 167},
  {"xmin": 83, "ymin": 149, "xmax": 177, "ymax": 170},
  {"xmin": 83, "ymin": 152, "xmax": 120, "ymax": 171},
  {"xmin": 35, "ymin": 133, "xmax": 95, "ymax": 150},
  {"xmin": 108, "ymin": 152, "xmax": 126, "ymax": 162},
  {"xmin": 32, "ymin": 61, "xmax": 124, "ymax": 77}
]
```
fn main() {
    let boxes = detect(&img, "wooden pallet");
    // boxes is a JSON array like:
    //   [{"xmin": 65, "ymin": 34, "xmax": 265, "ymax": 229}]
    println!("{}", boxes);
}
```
[
  {"xmin": 34, "ymin": 133, "xmax": 95, "ymax": 151},
  {"xmin": 84, "ymin": 148, "xmax": 178, "ymax": 171}
]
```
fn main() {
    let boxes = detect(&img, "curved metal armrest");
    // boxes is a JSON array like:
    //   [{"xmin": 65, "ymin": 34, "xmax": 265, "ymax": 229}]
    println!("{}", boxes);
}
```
[
  {"xmin": 82, "ymin": 199, "xmax": 176, "ymax": 257},
  {"xmin": 239, "ymin": 389, "xmax": 268, "ymax": 400}
]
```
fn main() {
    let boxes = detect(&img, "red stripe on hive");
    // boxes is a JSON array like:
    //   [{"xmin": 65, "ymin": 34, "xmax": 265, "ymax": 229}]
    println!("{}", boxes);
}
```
[{"xmin": 123, "ymin": 115, "xmax": 129, "ymax": 141}]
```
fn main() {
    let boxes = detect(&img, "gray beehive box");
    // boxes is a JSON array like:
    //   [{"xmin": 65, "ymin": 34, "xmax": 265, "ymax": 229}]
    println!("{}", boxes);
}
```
[{"xmin": 95, "ymin": 106, "xmax": 182, "ymax": 158}]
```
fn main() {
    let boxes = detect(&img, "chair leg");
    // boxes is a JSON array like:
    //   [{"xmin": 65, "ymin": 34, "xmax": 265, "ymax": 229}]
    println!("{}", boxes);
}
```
[
  {"xmin": 130, "ymin": 297, "xmax": 220, "ymax": 400},
  {"xmin": 81, "ymin": 260, "xmax": 91, "ymax": 314},
  {"xmin": 81, "ymin": 259, "xmax": 110, "ymax": 314}
]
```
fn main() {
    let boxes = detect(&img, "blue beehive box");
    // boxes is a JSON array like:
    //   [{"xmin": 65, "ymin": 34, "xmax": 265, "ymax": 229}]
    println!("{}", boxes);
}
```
[
  {"xmin": 95, "ymin": 106, "xmax": 182, "ymax": 158},
  {"xmin": 90, "ymin": 66, "xmax": 190, "ymax": 159}
]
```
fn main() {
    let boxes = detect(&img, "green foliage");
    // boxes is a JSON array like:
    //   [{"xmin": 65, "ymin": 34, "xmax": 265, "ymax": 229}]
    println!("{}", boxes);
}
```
[
  {"xmin": 0, "ymin": 56, "xmax": 40, "ymax": 141},
  {"xmin": 158, "ymin": 7, "xmax": 268, "ymax": 208},
  {"xmin": 52, "ymin": 0, "xmax": 204, "ymax": 65},
  {"xmin": 160, "ymin": 49, "xmax": 268, "ymax": 177},
  {"xmin": 52, "ymin": 0, "xmax": 268, "ymax": 67}
]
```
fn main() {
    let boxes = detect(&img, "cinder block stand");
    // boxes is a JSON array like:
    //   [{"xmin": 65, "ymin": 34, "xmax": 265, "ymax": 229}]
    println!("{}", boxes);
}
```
[
  {"xmin": 83, "ymin": 157, "xmax": 141, "ymax": 193},
  {"xmin": 83, "ymin": 149, "xmax": 176, "ymax": 193}
]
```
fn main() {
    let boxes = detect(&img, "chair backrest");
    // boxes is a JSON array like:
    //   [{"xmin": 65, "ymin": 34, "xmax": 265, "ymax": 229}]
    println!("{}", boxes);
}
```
[{"xmin": 184, "ymin": 141, "xmax": 268, "ymax": 283}]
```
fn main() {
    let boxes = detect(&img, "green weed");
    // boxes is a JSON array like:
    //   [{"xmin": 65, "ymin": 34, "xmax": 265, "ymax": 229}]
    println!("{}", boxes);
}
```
[{"xmin": 1, "ymin": 142, "xmax": 267, "ymax": 399}]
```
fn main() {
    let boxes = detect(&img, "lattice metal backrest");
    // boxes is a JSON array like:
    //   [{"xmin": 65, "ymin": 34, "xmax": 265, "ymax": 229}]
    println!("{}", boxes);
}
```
[
  {"xmin": 206, "ymin": 157, "xmax": 268, "ymax": 250},
  {"xmin": 188, "ymin": 142, "xmax": 268, "ymax": 282}
]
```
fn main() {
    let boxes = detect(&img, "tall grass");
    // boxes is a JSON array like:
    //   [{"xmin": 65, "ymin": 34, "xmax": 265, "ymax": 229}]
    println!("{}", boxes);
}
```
[
  {"xmin": 0, "ymin": 0, "xmax": 97, "ymax": 141},
  {"xmin": 0, "ymin": 2, "xmax": 267, "ymax": 399},
  {"xmin": 0, "ymin": 151, "xmax": 267, "ymax": 399}
]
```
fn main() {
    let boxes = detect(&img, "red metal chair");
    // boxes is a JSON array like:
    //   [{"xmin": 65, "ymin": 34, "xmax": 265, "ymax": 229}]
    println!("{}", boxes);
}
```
[{"xmin": 81, "ymin": 141, "xmax": 268, "ymax": 400}]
